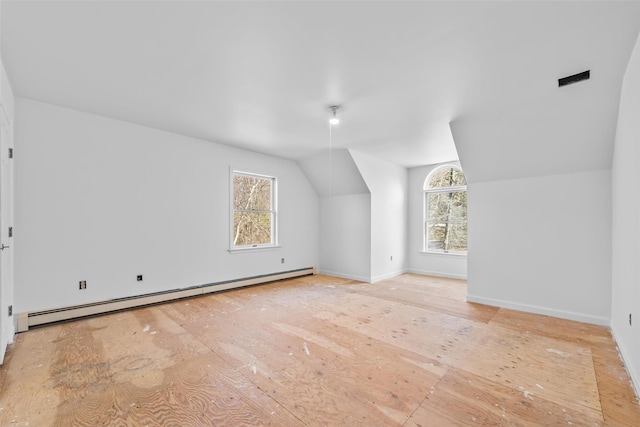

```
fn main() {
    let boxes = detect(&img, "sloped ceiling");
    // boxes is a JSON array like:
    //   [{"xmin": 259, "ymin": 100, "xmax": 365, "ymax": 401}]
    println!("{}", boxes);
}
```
[
  {"xmin": 2, "ymin": 1, "xmax": 639, "ymax": 169},
  {"xmin": 298, "ymin": 149, "xmax": 369, "ymax": 197},
  {"xmin": 451, "ymin": 14, "xmax": 640, "ymax": 184},
  {"xmin": 451, "ymin": 77, "xmax": 624, "ymax": 183}
]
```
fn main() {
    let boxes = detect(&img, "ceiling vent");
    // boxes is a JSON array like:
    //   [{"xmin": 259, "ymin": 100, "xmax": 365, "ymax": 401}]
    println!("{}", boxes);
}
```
[{"xmin": 558, "ymin": 70, "xmax": 590, "ymax": 87}]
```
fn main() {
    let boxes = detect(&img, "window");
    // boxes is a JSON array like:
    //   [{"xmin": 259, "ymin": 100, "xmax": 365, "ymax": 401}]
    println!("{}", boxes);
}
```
[
  {"xmin": 231, "ymin": 171, "xmax": 277, "ymax": 249},
  {"xmin": 424, "ymin": 165, "xmax": 467, "ymax": 254}
]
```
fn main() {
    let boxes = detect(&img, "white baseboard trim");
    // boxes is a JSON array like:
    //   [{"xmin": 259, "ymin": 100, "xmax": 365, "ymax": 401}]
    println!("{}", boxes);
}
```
[
  {"xmin": 320, "ymin": 269, "xmax": 455, "ymax": 283},
  {"xmin": 611, "ymin": 326, "xmax": 640, "ymax": 401},
  {"xmin": 318, "ymin": 269, "xmax": 371, "ymax": 283},
  {"xmin": 407, "ymin": 268, "xmax": 467, "ymax": 280},
  {"xmin": 0, "ymin": 324, "xmax": 14, "ymax": 365},
  {"xmin": 371, "ymin": 270, "xmax": 407, "ymax": 283},
  {"xmin": 18, "ymin": 267, "xmax": 315, "ymax": 332},
  {"xmin": 466, "ymin": 294, "xmax": 610, "ymax": 326}
]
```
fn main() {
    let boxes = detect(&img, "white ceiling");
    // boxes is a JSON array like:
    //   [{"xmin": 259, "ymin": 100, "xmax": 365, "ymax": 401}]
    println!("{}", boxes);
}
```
[{"xmin": 2, "ymin": 1, "xmax": 639, "ymax": 168}]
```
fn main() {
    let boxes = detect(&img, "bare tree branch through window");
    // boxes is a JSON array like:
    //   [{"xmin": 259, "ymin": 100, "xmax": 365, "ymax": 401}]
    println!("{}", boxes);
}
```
[
  {"xmin": 424, "ymin": 166, "xmax": 467, "ymax": 253},
  {"xmin": 232, "ymin": 173, "xmax": 276, "ymax": 248}
]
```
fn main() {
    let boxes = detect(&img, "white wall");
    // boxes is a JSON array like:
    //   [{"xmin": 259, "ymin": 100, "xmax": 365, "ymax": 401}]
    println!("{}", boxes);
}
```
[
  {"xmin": 299, "ymin": 149, "xmax": 372, "ymax": 281},
  {"xmin": 612, "ymin": 30, "xmax": 640, "ymax": 395},
  {"xmin": 407, "ymin": 163, "xmax": 467, "ymax": 279},
  {"xmin": 14, "ymin": 98, "xmax": 318, "ymax": 313},
  {"xmin": 319, "ymin": 194, "xmax": 371, "ymax": 282},
  {"xmin": 1, "ymin": 67, "xmax": 13, "ymax": 125},
  {"xmin": 297, "ymin": 149, "xmax": 369, "ymax": 197},
  {"xmin": 314, "ymin": 149, "xmax": 408, "ymax": 283},
  {"xmin": 0, "ymin": 56, "xmax": 15, "ymax": 363},
  {"xmin": 351, "ymin": 150, "xmax": 407, "ymax": 282},
  {"xmin": 467, "ymin": 170, "xmax": 612, "ymax": 325}
]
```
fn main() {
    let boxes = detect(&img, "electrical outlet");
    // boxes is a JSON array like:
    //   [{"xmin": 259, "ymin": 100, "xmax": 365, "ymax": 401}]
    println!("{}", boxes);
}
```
[
  {"xmin": 79, "ymin": 280, "xmax": 87, "ymax": 290},
  {"xmin": 390, "ymin": 255, "xmax": 393, "ymax": 261},
  {"xmin": 8, "ymin": 305, "xmax": 12, "ymax": 316},
  {"xmin": 137, "ymin": 275, "xmax": 143, "ymax": 282},
  {"xmin": 281, "ymin": 258, "xmax": 285, "ymax": 264}
]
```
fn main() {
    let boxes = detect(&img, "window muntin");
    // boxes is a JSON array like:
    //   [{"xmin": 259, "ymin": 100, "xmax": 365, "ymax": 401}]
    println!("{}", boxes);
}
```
[
  {"xmin": 424, "ymin": 165, "xmax": 467, "ymax": 254},
  {"xmin": 232, "ymin": 171, "xmax": 277, "ymax": 249}
]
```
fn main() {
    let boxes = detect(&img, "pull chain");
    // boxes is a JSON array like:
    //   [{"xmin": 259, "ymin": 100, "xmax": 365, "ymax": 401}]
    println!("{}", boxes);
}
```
[{"xmin": 329, "ymin": 122, "xmax": 333, "ymax": 197}]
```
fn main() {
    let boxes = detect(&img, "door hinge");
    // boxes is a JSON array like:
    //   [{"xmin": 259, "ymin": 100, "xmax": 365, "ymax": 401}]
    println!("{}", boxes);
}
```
[
  {"xmin": 8, "ymin": 227, "xmax": 12, "ymax": 238},
  {"xmin": 8, "ymin": 305, "xmax": 12, "ymax": 316},
  {"xmin": 8, "ymin": 148, "xmax": 13, "ymax": 159}
]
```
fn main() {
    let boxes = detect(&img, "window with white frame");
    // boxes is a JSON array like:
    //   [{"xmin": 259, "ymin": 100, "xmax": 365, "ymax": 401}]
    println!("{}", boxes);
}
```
[
  {"xmin": 231, "ymin": 171, "xmax": 277, "ymax": 249},
  {"xmin": 423, "ymin": 165, "xmax": 467, "ymax": 254}
]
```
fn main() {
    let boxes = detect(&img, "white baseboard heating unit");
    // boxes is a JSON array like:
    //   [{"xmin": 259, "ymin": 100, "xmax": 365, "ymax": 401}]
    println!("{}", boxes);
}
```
[{"xmin": 17, "ymin": 267, "xmax": 316, "ymax": 332}]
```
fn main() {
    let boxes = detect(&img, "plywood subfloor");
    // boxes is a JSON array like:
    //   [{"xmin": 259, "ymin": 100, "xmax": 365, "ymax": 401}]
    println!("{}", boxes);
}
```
[{"xmin": 1, "ymin": 274, "xmax": 638, "ymax": 426}]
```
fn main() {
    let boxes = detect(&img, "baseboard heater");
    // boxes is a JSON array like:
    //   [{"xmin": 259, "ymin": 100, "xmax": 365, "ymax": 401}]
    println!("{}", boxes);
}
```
[{"xmin": 17, "ymin": 267, "xmax": 316, "ymax": 332}]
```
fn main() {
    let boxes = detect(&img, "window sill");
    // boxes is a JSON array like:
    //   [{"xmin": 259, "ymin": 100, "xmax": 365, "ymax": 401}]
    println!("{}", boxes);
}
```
[
  {"xmin": 420, "ymin": 250, "xmax": 467, "ymax": 257},
  {"xmin": 229, "ymin": 245, "xmax": 281, "ymax": 254}
]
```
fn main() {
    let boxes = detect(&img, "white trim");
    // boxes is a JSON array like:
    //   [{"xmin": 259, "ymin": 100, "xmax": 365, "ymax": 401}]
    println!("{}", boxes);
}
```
[
  {"xmin": 611, "ymin": 326, "xmax": 640, "ymax": 401},
  {"xmin": 422, "ymin": 164, "xmax": 467, "ymax": 253},
  {"xmin": 423, "ymin": 164, "xmax": 467, "ymax": 191},
  {"xmin": 228, "ymin": 245, "xmax": 281, "ymax": 254},
  {"xmin": 318, "ymin": 269, "xmax": 371, "ymax": 283},
  {"xmin": 232, "ymin": 170, "xmax": 275, "ymax": 181},
  {"xmin": 407, "ymin": 268, "xmax": 467, "ymax": 280},
  {"xmin": 371, "ymin": 270, "xmax": 407, "ymax": 283},
  {"xmin": 229, "ymin": 166, "xmax": 234, "ymax": 249},
  {"xmin": 230, "ymin": 169, "xmax": 278, "ymax": 250},
  {"xmin": 466, "ymin": 294, "xmax": 610, "ymax": 326},
  {"xmin": 426, "ymin": 185, "xmax": 467, "ymax": 194},
  {"xmin": 419, "ymin": 250, "xmax": 467, "ymax": 257}
]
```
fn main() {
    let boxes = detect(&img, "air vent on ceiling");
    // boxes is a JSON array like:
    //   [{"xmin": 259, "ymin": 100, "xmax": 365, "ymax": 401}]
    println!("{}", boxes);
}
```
[{"xmin": 558, "ymin": 70, "xmax": 590, "ymax": 87}]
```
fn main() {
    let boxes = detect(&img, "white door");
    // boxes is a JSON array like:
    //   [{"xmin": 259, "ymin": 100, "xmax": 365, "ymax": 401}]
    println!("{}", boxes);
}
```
[{"xmin": 0, "ymin": 105, "xmax": 13, "ymax": 364}]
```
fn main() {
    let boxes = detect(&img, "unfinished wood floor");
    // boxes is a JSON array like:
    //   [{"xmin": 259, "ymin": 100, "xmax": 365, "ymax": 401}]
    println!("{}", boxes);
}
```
[{"xmin": 1, "ymin": 274, "xmax": 639, "ymax": 426}]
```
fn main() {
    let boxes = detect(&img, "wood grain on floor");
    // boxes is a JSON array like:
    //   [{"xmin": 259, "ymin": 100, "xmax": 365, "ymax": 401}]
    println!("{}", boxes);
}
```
[{"xmin": 0, "ymin": 273, "xmax": 638, "ymax": 426}]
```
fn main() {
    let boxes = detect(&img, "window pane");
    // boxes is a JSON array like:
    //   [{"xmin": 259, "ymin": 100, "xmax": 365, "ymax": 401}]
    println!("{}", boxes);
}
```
[
  {"xmin": 427, "ymin": 193, "xmax": 451, "ymax": 222},
  {"xmin": 427, "ymin": 191, "xmax": 466, "ymax": 222},
  {"xmin": 424, "ymin": 165, "xmax": 467, "ymax": 254},
  {"xmin": 233, "ymin": 175, "xmax": 272, "ymax": 211},
  {"xmin": 428, "ymin": 167, "xmax": 466, "ymax": 188},
  {"xmin": 233, "ymin": 211, "xmax": 272, "ymax": 246},
  {"xmin": 427, "ymin": 223, "xmax": 447, "ymax": 250},
  {"xmin": 449, "ymin": 191, "xmax": 467, "ymax": 221},
  {"xmin": 446, "ymin": 223, "xmax": 467, "ymax": 252},
  {"xmin": 427, "ymin": 222, "xmax": 467, "ymax": 253}
]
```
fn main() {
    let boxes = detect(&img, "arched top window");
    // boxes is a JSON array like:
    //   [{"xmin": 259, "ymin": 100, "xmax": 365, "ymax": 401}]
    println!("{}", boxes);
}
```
[
  {"xmin": 423, "ymin": 165, "xmax": 467, "ymax": 254},
  {"xmin": 424, "ymin": 165, "xmax": 466, "ymax": 190}
]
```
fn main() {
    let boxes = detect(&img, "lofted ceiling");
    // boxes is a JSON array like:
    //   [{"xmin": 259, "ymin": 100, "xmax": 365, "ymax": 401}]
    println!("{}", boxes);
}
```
[{"xmin": 2, "ymin": 1, "xmax": 639, "ymax": 168}]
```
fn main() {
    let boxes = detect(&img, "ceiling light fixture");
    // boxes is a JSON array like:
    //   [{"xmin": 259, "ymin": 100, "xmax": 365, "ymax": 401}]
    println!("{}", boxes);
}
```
[{"xmin": 329, "ymin": 105, "xmax": 340, "ymax": 125}]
